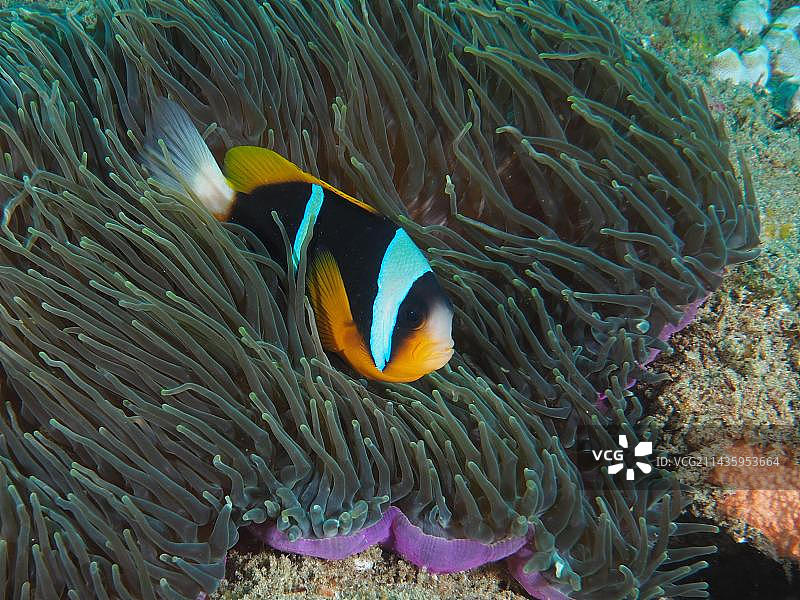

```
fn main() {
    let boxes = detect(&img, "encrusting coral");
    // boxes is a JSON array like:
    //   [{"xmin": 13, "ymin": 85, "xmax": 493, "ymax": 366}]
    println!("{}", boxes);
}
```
[
  {"xmin": 712, "ymin": 1, "xmax": 800, "ymax": 113},
  {"xmin": 711, "ymin": 443, "xmax": 800, "ymax": 562},
  {"xmin": 0, "ymin": 0, "xmax": 759, "ymax": 598},
  {"xmin": 730, "ymin": 0, "xmax": 770, "ymax": 36}
]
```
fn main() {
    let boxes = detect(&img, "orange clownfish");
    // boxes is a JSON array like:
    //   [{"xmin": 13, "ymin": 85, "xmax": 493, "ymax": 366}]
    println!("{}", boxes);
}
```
[{"xmin": 145, "ymin": 99, "xmax": 454, "ymax": 383}]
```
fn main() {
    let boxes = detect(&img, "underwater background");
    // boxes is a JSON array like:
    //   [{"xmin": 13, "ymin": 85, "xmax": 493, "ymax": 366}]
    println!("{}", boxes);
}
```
[
  {"xmin": 0, "ymin": 0, "xmax": 796, "ymax": 599},
  {"xmin": 207, "ymin": 4, "xmax": 800, "ymax": 597},
  {"xmin": 197, "ymin": 1, "xmax": 800, "ymax": 597}
]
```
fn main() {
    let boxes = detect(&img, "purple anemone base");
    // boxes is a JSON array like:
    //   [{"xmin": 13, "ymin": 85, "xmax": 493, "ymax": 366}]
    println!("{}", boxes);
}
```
[
  {"xmin": 596, "ymin": 294, "xmax": 710, "ymax": 407},
  {"xmin": 645, "ymin": 294, "xmax": 709, "ymax": 365},
  {"xmin": 255, "ymin": 507, "xmax": 571, "ymax": 599},
  {"xmin": 240, "ymin": 297, "xmax": 709, "ymax": 599},
  {"xmin": 258, "ymin": 506, "xmax": 524, "ymax": 569}
]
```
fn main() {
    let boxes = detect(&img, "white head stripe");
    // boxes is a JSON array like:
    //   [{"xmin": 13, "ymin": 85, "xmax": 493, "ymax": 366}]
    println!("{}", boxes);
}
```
[
  {"xmin": 291, "ymin": 184, "xmax": 324, "ymax": 270},
  {"xmin": 370, "ymin": 228, "xmax": 432, "ymax": 371}
]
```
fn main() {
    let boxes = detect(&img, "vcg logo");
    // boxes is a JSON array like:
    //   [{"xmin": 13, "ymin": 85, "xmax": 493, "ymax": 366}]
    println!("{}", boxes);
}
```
[{"xmin": 592, "ymin": 435, "xmax": 653, "ymax": 480}]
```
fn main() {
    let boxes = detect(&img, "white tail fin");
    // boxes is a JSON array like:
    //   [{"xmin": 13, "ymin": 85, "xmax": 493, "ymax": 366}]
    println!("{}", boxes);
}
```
[{"xmin": 143, "ymin": 98, "xmax": 235, "ymax": 219}]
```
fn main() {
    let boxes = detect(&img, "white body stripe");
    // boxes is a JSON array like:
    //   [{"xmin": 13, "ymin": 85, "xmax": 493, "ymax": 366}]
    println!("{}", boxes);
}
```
[
  {"xmin": 292, "ymin": 184, "xmax": 324, "ymax": 270},
  {"xmin": 370, "ymin": 229, "xmax": 432, "ymax": 371}
]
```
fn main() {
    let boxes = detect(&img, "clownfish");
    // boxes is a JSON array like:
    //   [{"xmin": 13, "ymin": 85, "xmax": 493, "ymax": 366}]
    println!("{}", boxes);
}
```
[{"xmin": 145, "ymin": 99, "xmax": 454, "ymax": 383}]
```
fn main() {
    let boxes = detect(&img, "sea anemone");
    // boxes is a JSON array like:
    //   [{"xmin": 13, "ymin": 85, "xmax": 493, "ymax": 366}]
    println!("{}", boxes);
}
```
[{"xmin": 0, "ymin": 1, "xmax": 759, "ymax": 599}]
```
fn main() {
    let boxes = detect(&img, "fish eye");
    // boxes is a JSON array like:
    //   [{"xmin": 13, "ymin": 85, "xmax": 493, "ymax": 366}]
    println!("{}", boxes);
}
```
[{"xmin": 401, "ymin": 306, "xmax": 424, "ymax": 329}]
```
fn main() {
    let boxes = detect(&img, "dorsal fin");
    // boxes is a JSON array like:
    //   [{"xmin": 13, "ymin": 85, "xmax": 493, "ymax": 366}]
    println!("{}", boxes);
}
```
[
  {"xmin": 224, "ymin": 146, "xmax": 314, "ymax": 192},
  {"xmin": 223, "ymin": 146, "xmax": 377, "ymax": 213}
]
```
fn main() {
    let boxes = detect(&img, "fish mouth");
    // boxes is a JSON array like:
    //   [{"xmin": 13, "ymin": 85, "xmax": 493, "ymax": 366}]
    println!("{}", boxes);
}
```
[
  {"xmin": 407, "ymin": 335, "xmax": 454, "ymax": 375},
  {"xmin": 428, "ymin": 342, "xmax": 454, "ymax": 369}
]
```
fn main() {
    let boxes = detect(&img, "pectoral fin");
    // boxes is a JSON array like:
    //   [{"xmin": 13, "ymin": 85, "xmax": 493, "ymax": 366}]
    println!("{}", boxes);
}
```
[{"xmin": 307, "ymin": 249, "xmax": 360, "ymax": 354}]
